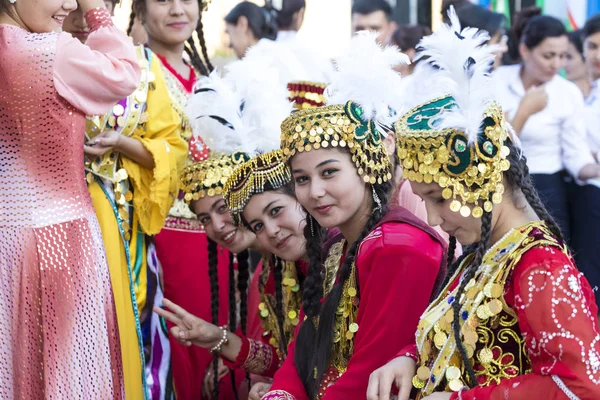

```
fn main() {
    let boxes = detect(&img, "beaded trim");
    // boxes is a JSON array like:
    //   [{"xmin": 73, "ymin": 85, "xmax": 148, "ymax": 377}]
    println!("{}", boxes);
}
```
[
  {"xmin": 287, "ymin": 81, "xmax": 327, "ymax": 110},
  {"xmin": 223, "ymin": 150, "xmax": 291, "ymax": 226},
  {"xmin": 85, "ymin": 7, "xmax": 113, "ymax": 30}
]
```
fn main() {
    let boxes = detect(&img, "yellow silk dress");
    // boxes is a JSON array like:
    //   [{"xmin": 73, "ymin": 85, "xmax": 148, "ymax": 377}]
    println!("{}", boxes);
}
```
[{"xmin": 85, "ymin": 47, "xmax": 188, "ymax": 400}]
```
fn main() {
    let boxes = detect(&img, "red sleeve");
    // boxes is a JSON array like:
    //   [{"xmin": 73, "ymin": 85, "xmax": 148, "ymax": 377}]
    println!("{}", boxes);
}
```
[
  {"xmin": 262, "ymin": 313, "xmax": 309, "ymax": 400},
  {"xmin": 247, "ymin": 262, "xmax": 264, "ymax": 341},
  {"xmin": 322, "ymin": 223, "xmax": 443, "ymax": 400},
  {"xmin": 222, "ymin": 331, "xmax": 280, "ymax": 377},
  {"xmin": 451, "ymin": 247, "xmax": 600, "ymax": 400},
  {"xmin": 396, "ymin": 344, "xmax": 418, "ymax": 362}
]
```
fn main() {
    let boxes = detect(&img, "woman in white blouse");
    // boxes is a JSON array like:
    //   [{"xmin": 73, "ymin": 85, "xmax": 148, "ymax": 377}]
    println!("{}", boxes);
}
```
[{"xmin": 493, "ymin": 7, "xmax": 600, "ymax": 246}]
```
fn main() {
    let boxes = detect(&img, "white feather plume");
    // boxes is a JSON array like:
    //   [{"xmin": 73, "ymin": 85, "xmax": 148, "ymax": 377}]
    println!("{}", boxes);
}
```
[
  {"xmin": 185, "ymin": 71, "xmax": 255, "ymax": 155},
  {"xmin": 225, "ymin": 44, "xmax": 293, "ymax": 155},
  {"xmin": 325, "ymin": 31, "xmax": 409, "ymax": 128},
  {"xmin": 415, "ymin": 6, "xmax": 498, "ymax": 144}
]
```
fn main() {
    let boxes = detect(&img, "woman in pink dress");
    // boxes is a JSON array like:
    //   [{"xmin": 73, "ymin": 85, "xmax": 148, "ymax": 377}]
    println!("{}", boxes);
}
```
[{"xmin": 0, "ymin": 0, "xmax": 140, "ymax": 398}]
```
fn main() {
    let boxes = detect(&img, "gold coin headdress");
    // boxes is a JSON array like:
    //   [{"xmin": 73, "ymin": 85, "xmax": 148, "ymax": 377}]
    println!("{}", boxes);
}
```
[
  {"xmin": 280, "ymin": 32, "xmax": 409, "ymax": 185},
  {"xmin": 224, "ymin": 149, "xmax": 292, "ymax": 226},
  {"xmin": 287, "ymin": 81, "xmax": 327, "ymax": 110},
  {"xmin": 182, "ymin": 49, "xmax": 293, "ymax": 203},
  {"xmin": 395, "ymin": 7, "xmax": 517, "ymax": 218}
]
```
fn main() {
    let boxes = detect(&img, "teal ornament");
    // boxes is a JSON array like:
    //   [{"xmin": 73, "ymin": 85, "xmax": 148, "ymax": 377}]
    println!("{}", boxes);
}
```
[{"xmin": 344, "ymin": 101, "xmax": 382, "ymax": 146}]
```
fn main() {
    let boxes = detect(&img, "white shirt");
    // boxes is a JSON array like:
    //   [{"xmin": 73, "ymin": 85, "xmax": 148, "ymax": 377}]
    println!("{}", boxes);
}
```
[{"xmin": 492, "ymin": 64, "xmax": 595, "ymax": 178}]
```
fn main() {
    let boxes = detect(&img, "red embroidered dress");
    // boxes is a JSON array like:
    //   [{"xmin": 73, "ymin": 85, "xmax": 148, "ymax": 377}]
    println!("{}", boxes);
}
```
[
  {"xmin": 402, "ymin": 221, "xmax": 600, "ymax": 399},
  {"xmin": 262, "ymin": 208, "xmax": 446, "ymax": 400}
]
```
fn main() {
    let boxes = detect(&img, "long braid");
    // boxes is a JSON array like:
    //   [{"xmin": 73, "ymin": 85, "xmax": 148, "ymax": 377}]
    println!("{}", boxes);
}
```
[
  {"xmin": 450, "ymin": 211, "xmax": 493, "ymax": 387},
  {"xmin": 228, "ymin": 253, "xmax": 238, "ymax": 333},
  {"xmin": 273, "ymin": 256, "xmax": 287, "ymax": 356},
  {"xmin": 505, "ymin": 144, "xmax": 563, "ymax": 240},
  {"xmin": 237, "ymin": 251, "xmax": 250, "ymax": 336},
  {"xmin": 294, "ymin": 214, "xmax": 325, "ymax": 393},
  {"xmin": 184, "ymin": 43, "xmax": 209, "ymax": 77},
  {"xmin": 197, "ymin": 12, "xmax": 214, "ymax": 72},
  {"xmin": 127, "ymin": 7, "xmax": 136, "ymax": 36},
  {"xmin": 207, "ymin": 239, "xmax": 220, "ymax": 399}
]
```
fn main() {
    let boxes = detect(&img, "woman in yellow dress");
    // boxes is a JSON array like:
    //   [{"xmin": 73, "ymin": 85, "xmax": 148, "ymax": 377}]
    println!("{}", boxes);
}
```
[{"xmin": 64, "ymin": 9, "xmax": 188, "ymax": 399}]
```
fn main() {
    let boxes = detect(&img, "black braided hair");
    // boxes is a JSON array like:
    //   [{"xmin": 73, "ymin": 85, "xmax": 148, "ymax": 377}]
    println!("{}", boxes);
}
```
[
  {"xmin": 183, "ymin": 5, "xmax": 213, "ymax": 76},
  {"xmin": 503, "ymin": 140, "xmax": 563, "ymax": 240},
  {"xmin": 273, "ymin": 256, "xmax": 287, "ymax": 356},
  {"xmin": 450, "ymin": 211, "xmax": 492, "ymax": 387},
  {"xmin": 237, "ymin": 250, "xmax": 251, "ymax": 336},
  {"xmin": 293, "ymin": 213, "xmax": 325, "ymax": 392},
  {"xmin": 296, "ymin": 180, "xmax": 393, "ymax": 398},
  {"xmin": 127, "ymin": 7, "xmax": 136, "ymax": 36},
  {"xmin": 228, "ymin": 253, "xmax": 238, "ymax": 333},
  {"xmin": 196, "ymin": 14, "xmax": 214, "ymax": 72},
  {"xmin": 207, "ymin": 238, "xmax": 220, "ymax": 399}
]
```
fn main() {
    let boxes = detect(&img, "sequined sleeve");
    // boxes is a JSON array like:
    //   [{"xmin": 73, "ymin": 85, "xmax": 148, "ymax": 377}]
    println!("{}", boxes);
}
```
[
  {"xmin": 54, "ymin": 8, "xmax": 141, "ymax": 116},
  {"xmin": 223, "ymin": 336, "xmax": 280, "ymax": 377},
  {"xmin": 451, "ymin": 247, "xmax": 600, "ymax": 400},
  {"xmin": 121, "ymin": 55, "xmax": 187, "ymax": 235}
]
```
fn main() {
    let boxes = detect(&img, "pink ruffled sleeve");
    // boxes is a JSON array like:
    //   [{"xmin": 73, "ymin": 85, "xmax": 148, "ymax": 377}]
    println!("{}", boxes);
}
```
[{"xmin": 54, "ymin": 7, "xmax": 141, "ymax": 116}]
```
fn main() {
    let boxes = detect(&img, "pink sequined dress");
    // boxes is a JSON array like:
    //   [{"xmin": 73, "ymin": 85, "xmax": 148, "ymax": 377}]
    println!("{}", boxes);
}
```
[{"xmin": 0, "ymin": 8, "xmax": 140, "ymax": 398}]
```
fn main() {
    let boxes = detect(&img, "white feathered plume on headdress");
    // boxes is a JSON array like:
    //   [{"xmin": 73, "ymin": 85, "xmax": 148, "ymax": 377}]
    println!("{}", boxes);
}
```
[
  {"xmin": 415, "ymin": 6, "xmax": 497, "ymax": 144},
  {"xmin": 185, "ymin": 47, "xmax": 293, "ymax": 157},
  {"xmin": 186, "ymin": 71, "xmax": 255, "ymax": 155},
  {"xmin": 325, "ymin": 31, "xmax": 409, "ymax": 129},
  {"xmin": 225, "ymin": 44, "xmax": 293, "ymax": 154}
]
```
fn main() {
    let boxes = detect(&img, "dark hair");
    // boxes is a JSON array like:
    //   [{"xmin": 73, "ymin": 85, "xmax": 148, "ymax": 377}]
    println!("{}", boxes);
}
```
[
  {"xmin": 128, "ymin": 0, "xmax": 213, "ymax": 75},
  {"xmin": 272, "ymin": 256, "xmax": 288, "ymax": 356},
  {"xmin": 225, "ymin": 1, "xmax": 278, "ymax": 41},
  {"xmin": 352, "ymin": 0, "xmax": 393, "ymax": 20},
  {"xmin": 390, "ymin": 24, "xmax": 432, "ymax": 52},
  {"xmin": 207, "ymin": 239, "xmax": 221, "ymax": 399},
  {"xmin": 294, "ymin": 176, "xmax": 393, "ymax": 397},
  {"xmin": 448, "ymin": 139, "xmax": 564, "ymax": 387},
  {"xmin": 512, "ymin": 7, "xmax": 566, "ymax": 49},
  {"xmin": 568, "ymin": 30, "xmax": 584, "ymax": 56},
  {"xmin": 582, "ymin": 14, "xmax": 600, "ymax": 40},
  {"xmin": 443, "ymin": 3, "xmax": 505, "ymax": 38},
  {"xmin": 267, "ymin": 0, "xmax": 306, "ymax": 30}
]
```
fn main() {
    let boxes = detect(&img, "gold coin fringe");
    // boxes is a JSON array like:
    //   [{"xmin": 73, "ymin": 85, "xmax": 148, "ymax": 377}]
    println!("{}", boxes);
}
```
[
  {"xmin": 280, "ymin": 104, "xmax": 393, "ymax": 185},
  {"xmin": 224, "ymin": 150, "xmax": 292, "ymax": 226},
  {"xmin": 395, "ymin": 101, "xmax": 510, "ymax": 218}
]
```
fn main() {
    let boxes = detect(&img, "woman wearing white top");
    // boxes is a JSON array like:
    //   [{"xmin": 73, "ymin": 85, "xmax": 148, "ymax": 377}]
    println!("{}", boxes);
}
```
[
  {"xmin": 570, "ymin": 16, "xmax": 600, "ymax": 307},
  {"xmin": 493, "ymin": 7, "xmax": 600, "ymax": 244}
]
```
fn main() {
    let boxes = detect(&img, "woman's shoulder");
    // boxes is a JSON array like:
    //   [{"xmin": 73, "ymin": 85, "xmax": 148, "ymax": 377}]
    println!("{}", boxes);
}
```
[{"xmin": 0, "ymin": 26, "xmax": 60, "ymax": 58}]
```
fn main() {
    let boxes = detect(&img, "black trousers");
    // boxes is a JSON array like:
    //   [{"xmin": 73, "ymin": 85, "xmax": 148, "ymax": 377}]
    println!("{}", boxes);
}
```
[
  {"xmin": 531, "ymin": 171, "xmax": 571, "ymax": 243},
  {"xmin": 570, "ymin": 183, "xmax": 600, "ymax": 307}
]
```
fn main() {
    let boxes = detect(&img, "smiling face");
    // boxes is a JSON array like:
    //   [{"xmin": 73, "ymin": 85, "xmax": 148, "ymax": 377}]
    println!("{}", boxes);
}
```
[
  {"xmin": 192, "ymin": 194, "xmax": 256, "ymax": 253},
  {"xmin": 140, "ymin": 0, "xmax": 199, "ymax": 48},
  {"xmin": 520, "ymin": 35, "xmax": 569, "ymax": 84},
  {"xmin": 3, "ymin": 0, "xmax": 77, "ymax": 32},
  {"xmin": 291, "ymin": 148, "xmax": 368, "ymax": 230},
  {"xmin": 242, "ymin": 189, "xmax": 307, "ymax": 262},
  {"xmin": 410, "ymin": 181, "xmax": 483, "ymax": 246}
]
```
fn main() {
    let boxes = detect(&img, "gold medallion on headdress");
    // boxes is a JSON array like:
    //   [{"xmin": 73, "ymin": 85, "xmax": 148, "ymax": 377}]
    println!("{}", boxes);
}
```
[
  {"xmin": 223, "ymin": 149, "xmax": 292, "ymax": 225},
  {"xmin": 287, "ymin": 81, "xmax": 327, "ymax": 110}
]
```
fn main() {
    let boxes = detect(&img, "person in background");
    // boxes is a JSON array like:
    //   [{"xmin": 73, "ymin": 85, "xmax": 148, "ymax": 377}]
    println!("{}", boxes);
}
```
[
  {"xmin": 351, "ymin": 0, "xmax": 397, "ymax": 46},
  {"xmin": 441, "ymin": 0, "xmax": 508, "ymax": 69},
  {"xmin": 565, "ymin": 30, "xmax": 591, "ymax": 96},
  {"xmin": 571, "ymin": 16, "xmax": 600, "ymax": 308},
  {"xmin": 389, "ymin": 24, "xmax": 431, "ymax": 77},
  {"xmin": 224, "ymin": 1, "xmax": 277, "ymax": 59},
  {"xmin": 0, "ymin": 0, "xmax": 140, "ymax": 396},
  {"xmin": 271, "ymin": 0, "xmax": 305, "ymax": 43},
  {"xmin": 493, "ymin": 7, "xmax": 600, "ymax": 245}
]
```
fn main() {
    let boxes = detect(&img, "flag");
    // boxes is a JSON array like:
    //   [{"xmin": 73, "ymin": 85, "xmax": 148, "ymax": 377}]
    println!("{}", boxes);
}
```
[
  {"xmin": 490, "ymin": 0, "xmax": 511, "ymax": 27},
  {"xmin": 567, "ymin": 0, "xmax": 588, "ymax": 30}
]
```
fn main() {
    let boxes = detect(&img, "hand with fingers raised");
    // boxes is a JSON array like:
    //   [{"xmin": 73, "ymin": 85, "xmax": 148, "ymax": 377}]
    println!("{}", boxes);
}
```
[{"xmin": 153, "ymin": 298, "xmax": 223, "ymax": 348}]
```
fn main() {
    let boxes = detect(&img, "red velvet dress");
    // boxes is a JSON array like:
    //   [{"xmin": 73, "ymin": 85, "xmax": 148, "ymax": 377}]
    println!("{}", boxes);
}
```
[
  {"xmin": 262, "ymin": 207, "xmax": 447, "ymax": 399},
  {"xmin": 399, "ymin": 221, "xmax": 600, "ymax": 400}
]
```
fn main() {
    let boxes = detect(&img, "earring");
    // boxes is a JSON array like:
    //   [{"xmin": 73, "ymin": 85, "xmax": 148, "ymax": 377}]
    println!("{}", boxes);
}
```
[{"xmin": 372, "ymin": 186, "xmax": 382, "ymax": 213}]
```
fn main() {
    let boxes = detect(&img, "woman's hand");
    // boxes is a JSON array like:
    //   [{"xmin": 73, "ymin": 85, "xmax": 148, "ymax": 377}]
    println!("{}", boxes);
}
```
[
  {"xmin": 520, "ymin": 85, "xmax": 548, "ymax": 117},
  {"xmin": 366, "ymin": 356, "xmax": 416, "ymax": 400},
  {"xmin": 249, "ymin": 382, "xmax": 272, "ymax": 400},
  {"xmin": 153, "ymin": 299, "xmax": 222, "ymax": 348},
  {"xmin": 202, "ymin": 357, "xmax": 229, "ymax": 398},
  {"xmin": 84, "ymin": 130, "xmax": 121, "ymax": 157}
]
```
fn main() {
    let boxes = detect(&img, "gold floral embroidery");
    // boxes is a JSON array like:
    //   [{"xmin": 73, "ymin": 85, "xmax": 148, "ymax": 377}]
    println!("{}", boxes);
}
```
[
  {"xmin": 242, "ymin": 339, "xmax": 273, "ymax": 374},
  {"xmin": 260, "ymin": 390, "xmax": 296, "ymax": 400}
]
